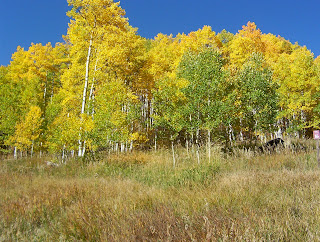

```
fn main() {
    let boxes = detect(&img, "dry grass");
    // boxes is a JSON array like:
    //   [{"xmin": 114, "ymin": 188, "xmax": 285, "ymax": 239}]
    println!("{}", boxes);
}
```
[{"xmin": 1, "ymin": 145, "xmax": 320, "ymax": 241}]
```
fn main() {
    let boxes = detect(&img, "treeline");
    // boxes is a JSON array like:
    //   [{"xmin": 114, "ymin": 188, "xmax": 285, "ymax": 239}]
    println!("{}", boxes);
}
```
[{"xmin": 1, "ymin": 0, "xmax": 320, "ymax": 158}]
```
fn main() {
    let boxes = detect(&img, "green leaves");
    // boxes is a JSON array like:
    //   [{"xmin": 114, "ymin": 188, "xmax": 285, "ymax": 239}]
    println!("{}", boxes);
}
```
[
  {"xmin": 153, "ymin": 48, "xmax": 234, "ymax": 142},
  {"xmin": 178, "ymin": 49, "xmax": 229, "ymax": 132},
  {"xmin": 3, "ymin": 5, "xmax": 320, "ymax": 157},
  {"xmin": 236, "ymin": 53, "xmax": 279, "ymax": 133}
]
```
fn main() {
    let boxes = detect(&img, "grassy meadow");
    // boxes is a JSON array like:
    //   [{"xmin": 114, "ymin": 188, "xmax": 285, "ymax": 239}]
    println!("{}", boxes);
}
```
[{"xmin": 1, "ymin": 141, "xmax": 320, "ymax": 241}]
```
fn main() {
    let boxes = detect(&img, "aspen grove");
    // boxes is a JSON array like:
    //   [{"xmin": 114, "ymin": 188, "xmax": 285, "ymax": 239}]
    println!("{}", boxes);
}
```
[{"xmin": 1, "ymin": 0, "xmax": 320, "ymax": 159}]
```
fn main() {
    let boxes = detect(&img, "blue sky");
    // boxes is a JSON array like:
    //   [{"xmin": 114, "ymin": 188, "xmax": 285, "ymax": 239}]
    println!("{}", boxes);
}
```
[{"xmin": 1, "ymin": 0, "xmax": 319, "ymax": 66}]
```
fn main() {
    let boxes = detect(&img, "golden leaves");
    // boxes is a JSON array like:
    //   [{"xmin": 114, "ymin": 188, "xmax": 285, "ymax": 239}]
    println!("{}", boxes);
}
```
[{"xmin": 8, "ymin": 106, "xmax": 42, "ymax": 149}]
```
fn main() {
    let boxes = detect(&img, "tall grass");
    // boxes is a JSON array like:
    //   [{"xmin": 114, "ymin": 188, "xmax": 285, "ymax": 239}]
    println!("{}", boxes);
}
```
[{"xmin": 1, "ymin": 144, "xmax": 320, "ymax": 241}]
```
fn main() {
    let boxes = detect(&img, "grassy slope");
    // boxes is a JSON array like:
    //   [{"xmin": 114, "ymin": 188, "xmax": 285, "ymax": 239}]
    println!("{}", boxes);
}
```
[{"xmin": 1, "ymin": 146, "xmax": 320, "ymax": 241}]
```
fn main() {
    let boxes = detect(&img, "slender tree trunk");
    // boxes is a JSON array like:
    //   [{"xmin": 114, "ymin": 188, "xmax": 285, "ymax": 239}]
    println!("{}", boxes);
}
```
[
  {"xmin": 31, "ymin": 141, "xmax": 34, "ymax": 158},
  {"xmin": 144, "ymin": 95, "xmax": 149, "ymax": 132},
  {"xmin": 82, "ymin": 37, "xmax": 93, "ymax": 115},
  {"xmin": 62, "ymin": 144, "xmax": 66, "ymax": 162},
  {"xmin": 130, "ymin": 141, "xmax": 133, "ymax": 152},
  {"xmin": 14, "ymin": 146, "xmax": 17, "ymax": 159},
  {"xmin": 150, "ymin": 97, "xmax": 154, "ymax": 131},
  {"xmin": 228, "ymin": 123, "xmax": 235, "ymax": 147},
  {"xmin": 239, "ymin": 118, "xmax": 244, "ymax": 141},
  {"xmin": 171, "ymin": 136, "xmax": 176, "ymax": 168},
  {"xmin": 88, "ymin": 81, "xmax": 95, "ymax": 114},
  {"xmin": 196, "ymin": 129, "xmax": 200, "ymax": 165},
  {"xmin": 39, "ymin": 142, "xmax": 42, "ymax": 158},
  {"xmin": 276, "ymin": 119, "xmax": 283, "ymax": 138},
  {"xmin": 228, "ymin": 126, "xmax": 231, "ymax": 145},
  {"xmin": 78, "ymin": 138, "xmax": 83, "ymax": 157},
  {"xmin": 78, "ymin": 35, "xmax": 93, "ymax": 157},
  {"xmin": 82, "ymin": 141, "xmax": 86, "ymax": 157},
  {"xmin": 88, "ymin": 52, "xmax": 99, "ymax": 117},
  {"xmin": 45, "ymin": 71, "xmax": 48, "ymax": 98},
  {"xmin": 191, "ymin": 133, "xmax": 194, "ymax": 150}
]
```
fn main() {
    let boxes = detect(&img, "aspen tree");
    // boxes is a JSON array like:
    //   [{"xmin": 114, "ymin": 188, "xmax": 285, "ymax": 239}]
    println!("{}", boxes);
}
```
[
  {"xmin": 235, "ymin": 53, "xmax": 278, "ymax": 139},
  {"xmin": 273, "ymin": 46, "xmax": 318, "ymax": 134},
  {"xmin": 8, "ymin": 106, "xmax": 42, "ymax": 156},
  {"xmin": 228, "ymin": 22, "xmax": 265, "ymax": 68},
  {"xmin": 4, "ymin": 43, "xmax": 64, "ymax": 155},
  {"xmin": 0, "ymin": 66, "xmax": 19, "ymax": 152},
  {"xmin": 64, "ymin": 0, "xmax": 128, "ymax": 156},
  {"xmin": 178, "ymin": 49, "xmax": 233, "ymax": 161},
  {"xmin": 311, "ymin": 57, "xmax": 320, "ymax": 128}
]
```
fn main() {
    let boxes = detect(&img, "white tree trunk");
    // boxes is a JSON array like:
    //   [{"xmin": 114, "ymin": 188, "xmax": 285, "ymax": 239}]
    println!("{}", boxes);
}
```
[
  {"xmin": 78, "ymin": 140, "xmax": 83, "ymax": 157},
  {"xmin": 14, "ymin": 146, "xmax": 17, "ymax": 159},
  {"xmin": 88, "ymin": 53, "xmax": 99, "ymax": 117},
  {"xmin": 43, "ymin": 71, "xmax": 48, "ymax": 106},
  {"xmin": 31, "ymin": 141, "xmax": 34, "ymax": 158},
  {"xmin": 82, "ymin": 141, "xmax": 86, "ymax": 157},
  {"xmin": 82, "ymin": 37, "xmax": 93, "ymax": 115},
  {"xmin": 130, "ymin": 141, "xmax": 133, "ymax": 152},
  {"xmin": 171, "ymin": 138, "xmax": 176, "ymax": 168},
  {"xmin": 71, "ymin": 150, "xmax": 74, "ymax": 158},
  {"xmin": 229, "ymin": 124, "xmax": 235, "ymax": 143},
  {"xmin": 78, "ymin": 36, "xmax": 93, "ymax": 157},
  {"xmin": 196, "ymin": 129, "xmax": 200, "ymax": 165},
  {"xmin": 62, "ymin": 144, "xmax": 66, "ymax": 161},
  {"xmin": 39, "ymin": 142, "xmax": 42, "ymax": 158}
]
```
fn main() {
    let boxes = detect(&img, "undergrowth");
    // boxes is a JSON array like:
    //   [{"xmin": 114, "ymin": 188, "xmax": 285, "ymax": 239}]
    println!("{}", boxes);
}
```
[{"xmin": 1, "ymin": 145, "xmax": 320, "ymax": 241}]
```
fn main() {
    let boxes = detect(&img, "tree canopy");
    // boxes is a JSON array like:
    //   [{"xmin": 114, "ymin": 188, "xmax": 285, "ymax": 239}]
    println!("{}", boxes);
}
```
[{"xmin": 1, "ymin": 1, "xmax": 319, "ymax": 158}]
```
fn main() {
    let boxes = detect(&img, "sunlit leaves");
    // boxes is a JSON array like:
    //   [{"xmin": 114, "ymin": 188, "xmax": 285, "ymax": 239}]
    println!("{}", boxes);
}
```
[
  {"xmin": 3, "ymin": 1, "xmax": 320, "ymax": 156},
  {"xmin": 228, "ymin": 22, "xmax": 265, "ymax": 67},
  {"xmin": 8, "ymin": 106, "xmax": 43, "ymax": 151},
  {"xmin": 274, "ymin": 47, "xmax": 318, "ymax": 119}
]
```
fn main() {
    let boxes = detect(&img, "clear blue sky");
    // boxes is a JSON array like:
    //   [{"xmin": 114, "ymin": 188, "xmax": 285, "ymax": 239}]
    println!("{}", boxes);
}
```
[{"xmin": 1, "ymin": 0, "xmax": 319, "ymax": 66}]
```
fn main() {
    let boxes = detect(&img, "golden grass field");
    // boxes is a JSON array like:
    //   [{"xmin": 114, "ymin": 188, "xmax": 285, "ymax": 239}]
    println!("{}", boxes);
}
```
[{"xmin": 1, "ymin": 142, "xmax": 320, "ymax": 241}]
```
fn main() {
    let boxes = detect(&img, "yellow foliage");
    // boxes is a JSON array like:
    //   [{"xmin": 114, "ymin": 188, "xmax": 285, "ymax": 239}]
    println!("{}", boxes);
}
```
[
  {"xmin": 148, "ymin": 25, "xmax": 222, "ymax": 86},
  {"xmin": 8, "ymin": 106, "xmax": 42, "ymax": 150},
  {"xmin": 130, "ymin": 132, "xmax": 149, "ymax": 143},
  {"xmin": 47, "ymin": 112, "xmax": 80, "ymax": 151},
  {"xmin": 273, "ymin": 46, "xmax": 318, "ymax": 118},
  {"xmin": 228, "ymin": 22, "xmax": 265, "ymax": 67}
]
